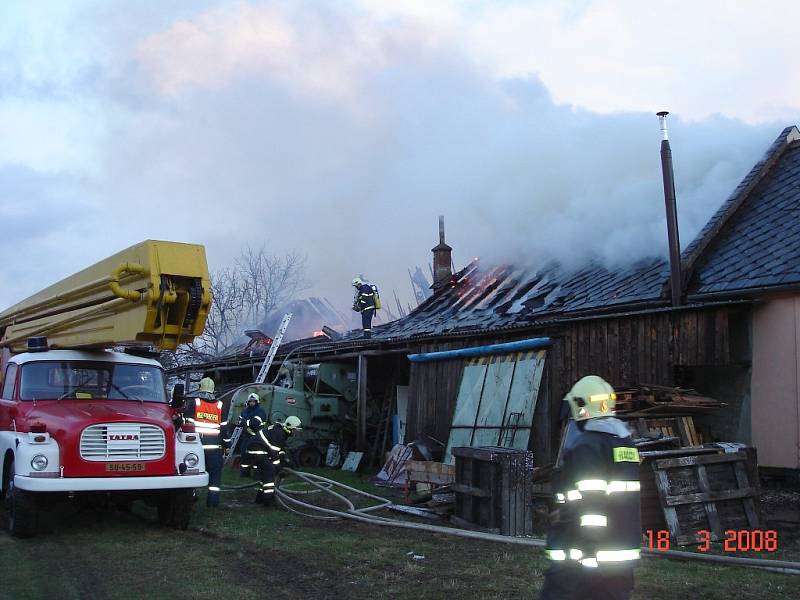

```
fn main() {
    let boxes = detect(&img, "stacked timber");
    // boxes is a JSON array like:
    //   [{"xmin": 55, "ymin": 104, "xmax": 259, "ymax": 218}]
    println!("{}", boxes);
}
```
[{"xmin": 614, "ymin": 384, "xmax": 725, "ymax": 417}]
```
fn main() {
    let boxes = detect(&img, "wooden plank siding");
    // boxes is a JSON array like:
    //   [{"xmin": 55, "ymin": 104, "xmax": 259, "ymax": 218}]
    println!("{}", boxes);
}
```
[
  {"xmin": 407, "ymin": 355, "xmax": 467, "ymax": 445},
  {"xmin": 405, "ymin": 306, "xmax": 745, "ymax": 464},
  {"xmin": 560, "ymin": 309, "xmax": 736, "ymax": 397}
]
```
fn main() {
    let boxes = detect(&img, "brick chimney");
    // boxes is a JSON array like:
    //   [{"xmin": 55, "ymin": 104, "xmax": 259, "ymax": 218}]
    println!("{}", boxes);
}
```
[{"xmin": 431, "ymin": 216, "xmax": 452, "ymax": 291}]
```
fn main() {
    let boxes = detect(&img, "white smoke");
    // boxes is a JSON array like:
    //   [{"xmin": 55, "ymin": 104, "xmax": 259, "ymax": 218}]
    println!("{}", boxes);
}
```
[{"xmin": 0, "ymin": 1, "xmax": 794, "ymax": 314}]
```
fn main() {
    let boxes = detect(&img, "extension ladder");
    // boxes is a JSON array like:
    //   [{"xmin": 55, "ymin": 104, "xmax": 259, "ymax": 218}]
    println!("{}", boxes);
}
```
[{"xmin": 224, "ymin": 313, "xmax": 293, "ymax": 465}]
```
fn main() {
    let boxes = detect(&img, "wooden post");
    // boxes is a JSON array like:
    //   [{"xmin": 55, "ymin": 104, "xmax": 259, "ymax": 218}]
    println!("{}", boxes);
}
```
[{"xmin": 357, "ymin": 353, "xmax": 368, "ymax": 451}]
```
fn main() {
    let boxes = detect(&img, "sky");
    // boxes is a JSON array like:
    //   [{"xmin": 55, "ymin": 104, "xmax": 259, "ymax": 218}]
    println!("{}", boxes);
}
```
[{"xmin": 1, "ymin": 0, "xmax": 799, "ymax": 314}]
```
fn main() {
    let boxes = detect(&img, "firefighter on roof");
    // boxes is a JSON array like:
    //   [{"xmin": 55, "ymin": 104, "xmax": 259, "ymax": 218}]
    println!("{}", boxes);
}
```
[
  {"xmin": 184, "ymin": 377, "xmax": 226, "ymax": 508},
  {"xmin": 540, "ymin": 375, "xmax": 641, "ymax": 600},
  {"xmin": 352, "ymin": 277, "xmax": 380, "ymax": 339},
  {"xmin": 244, "ymin": 415, "xmax": 302, "ymax": 505}
]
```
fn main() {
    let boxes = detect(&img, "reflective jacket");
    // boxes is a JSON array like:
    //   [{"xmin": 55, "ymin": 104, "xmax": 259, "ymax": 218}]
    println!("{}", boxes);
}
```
[
  {"xmin": 241, "ymin": 404, "xmax": 267, "ymax": 426},
  {"xmin": 353, "ymin": 283, "xmax": 376, "ymax": 312},
  {"xmin": 186, "ymin": 398, "xmax": 226, "ymax": 448},
  {"xmin": 247, "ymin": 423, "xmax": 290, "ymax": 461},
  {"xmin": 546, "ymin": 418, "xmax": 641, "ymax": 569}
]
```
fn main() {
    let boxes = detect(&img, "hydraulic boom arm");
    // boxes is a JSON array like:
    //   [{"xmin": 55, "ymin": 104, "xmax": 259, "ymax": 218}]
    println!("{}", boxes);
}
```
[{"xmin": 0, "ymin": 240, "xmax": 212, "ymax": 352}]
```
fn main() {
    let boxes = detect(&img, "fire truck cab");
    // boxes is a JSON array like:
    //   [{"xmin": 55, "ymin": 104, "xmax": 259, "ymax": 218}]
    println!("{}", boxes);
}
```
[{"xmin": 1, "ymin": 347, "xmax": 207, "ymax": 536}]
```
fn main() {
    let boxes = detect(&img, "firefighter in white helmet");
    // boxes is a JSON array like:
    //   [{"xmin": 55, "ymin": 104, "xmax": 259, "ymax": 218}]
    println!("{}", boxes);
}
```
[
  {"xmin": 237, "ymin": 392, "xmax": 267, "ymax": 477},
  {"xmin": 244, "ymin": 415, "xmax": 303, "ymax": 506},
  {"xmin": 541, "ymin": 376, "xmax": 641, "ymax": 600},
  {"xmin": 184, "ymin": 377, "xmax": 227, "ymax": 508}
]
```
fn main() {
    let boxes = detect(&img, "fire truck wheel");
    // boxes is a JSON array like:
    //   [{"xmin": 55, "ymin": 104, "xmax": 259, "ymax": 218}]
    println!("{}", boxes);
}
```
[
  {"xmin": 157, "ymin": 489, "xmax": 193, "ymax": 530},
  {"xmin": 4, "ymin": 464, "xmax": 38, "ymax": 538}
]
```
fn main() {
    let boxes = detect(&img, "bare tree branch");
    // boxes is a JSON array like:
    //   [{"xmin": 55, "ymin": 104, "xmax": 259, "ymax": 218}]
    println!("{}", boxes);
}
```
[{"xmin": 172, "ymin": 246, "xmax": 307, "ymax": 363}]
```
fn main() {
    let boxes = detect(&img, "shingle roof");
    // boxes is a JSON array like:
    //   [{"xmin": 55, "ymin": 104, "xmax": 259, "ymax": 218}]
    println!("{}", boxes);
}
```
[
  {"xmin": 683, "ymin": 127, "xmax": 800, "ymax": 273},
  {"xmin": 688, "ymin": 136, "xmax": 800, "ymax": 295},
  {"xmin": 361, "ymin": 125, "xmax": 800, "ymax": 341},
  {"xmin": 351, "ymin": 258, "xmax": 670, "ymax": 340}
]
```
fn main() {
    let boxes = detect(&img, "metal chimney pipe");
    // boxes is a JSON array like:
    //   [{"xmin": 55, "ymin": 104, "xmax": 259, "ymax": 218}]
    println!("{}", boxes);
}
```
[{"xmin": 657, "ymin": 111, "xmax": 683, "ymax": 306}]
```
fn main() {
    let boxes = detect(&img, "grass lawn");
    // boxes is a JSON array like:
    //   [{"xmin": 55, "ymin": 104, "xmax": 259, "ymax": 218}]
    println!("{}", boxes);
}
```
[{"xmin": 1, "ymin": 467, "xmax": 797, "ymax": 600}]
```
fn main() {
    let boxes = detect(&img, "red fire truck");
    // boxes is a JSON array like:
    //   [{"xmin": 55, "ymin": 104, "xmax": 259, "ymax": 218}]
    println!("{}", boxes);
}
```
[{"xmin": 0, "ymin": 240, "xmax": 213, "ymax": 537}]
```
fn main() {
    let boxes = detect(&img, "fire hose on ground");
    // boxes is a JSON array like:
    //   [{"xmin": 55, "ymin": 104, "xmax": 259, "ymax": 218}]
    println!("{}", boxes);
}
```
[{"xmin": 272, "ymin": 468, "xmax": 800, "ymax": 576}]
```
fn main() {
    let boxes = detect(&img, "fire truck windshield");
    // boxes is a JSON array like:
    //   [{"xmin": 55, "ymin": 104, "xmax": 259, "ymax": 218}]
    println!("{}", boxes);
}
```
[{"xmin": 19, "ymin": 361, "xmax": 167, "ymax": 403}]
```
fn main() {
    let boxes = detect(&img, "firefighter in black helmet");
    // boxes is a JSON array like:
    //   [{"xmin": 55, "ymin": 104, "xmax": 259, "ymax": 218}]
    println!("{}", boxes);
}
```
[{"xmin": 540, "ymin": 376, "xmax": 641, "ymax": 600}]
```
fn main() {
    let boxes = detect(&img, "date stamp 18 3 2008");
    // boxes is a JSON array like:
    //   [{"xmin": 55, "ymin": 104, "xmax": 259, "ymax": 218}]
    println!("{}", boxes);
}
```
[{"xmin": 646, "ymin": 529, "xmax": 779, "ymax": 553}]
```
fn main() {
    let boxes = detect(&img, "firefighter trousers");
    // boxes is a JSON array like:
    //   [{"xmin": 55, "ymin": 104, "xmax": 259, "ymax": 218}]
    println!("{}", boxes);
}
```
[
  {"xmin": 238, "ymin": 433, "xmax": 255, "ymax": 476},
  {"xmin": 539, "ymin": 563, "xmax": 634, "ymax": 600},
  {"xmin": 204, "ymin": 445, "xmax": 223, "ymax": 507},
  {"xmin": 247, "ymin": 448, "xmax": 278, "ymax": 506},
  {"xmin": 361, "ymin": 308, "xmax": 375, "ymax": 338}
]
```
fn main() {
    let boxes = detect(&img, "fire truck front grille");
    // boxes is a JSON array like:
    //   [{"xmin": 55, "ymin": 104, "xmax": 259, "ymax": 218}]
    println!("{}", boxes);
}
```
[{"xmin": 80, "ymin": 423, "xmax": 166, "ymax": 461}]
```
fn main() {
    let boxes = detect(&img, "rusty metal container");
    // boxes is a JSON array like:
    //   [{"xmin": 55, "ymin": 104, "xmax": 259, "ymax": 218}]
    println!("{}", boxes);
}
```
[{"xmin": 451, "ymin": 446, "xmax": 535, "ymax": 536}]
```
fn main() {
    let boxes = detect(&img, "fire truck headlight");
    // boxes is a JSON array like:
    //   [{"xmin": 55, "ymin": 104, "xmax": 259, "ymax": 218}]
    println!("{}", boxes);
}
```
[
  {"xmin": 183, "ymin": 453, "xmax": 199, "ymax": 468},
  {"xmin": 31, "ymin": 454, "xmax": 49, "ymax": 471}
]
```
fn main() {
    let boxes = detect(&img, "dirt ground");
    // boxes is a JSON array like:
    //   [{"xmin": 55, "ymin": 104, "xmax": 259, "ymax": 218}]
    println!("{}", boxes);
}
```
[{"xmin": 1, "ymin": 470, "xmax": 799, "ymax": 600}]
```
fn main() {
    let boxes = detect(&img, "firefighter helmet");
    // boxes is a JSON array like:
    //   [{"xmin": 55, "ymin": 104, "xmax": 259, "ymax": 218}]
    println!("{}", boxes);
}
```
[
  {"xmin": 352, "ymin": 277, "xmax": 362, "ymax": 287},
  {"xmin": 199, "ymin": 377, "xmax": 215, "ymax": 394},
  {"xmin": 247, "ymin": 392, "xmax": 259, "ymax": 404},
  {"xmin": 283, "ymin": 415, "xmax": 302, "ymax": 431},
  {"xmin": 564, "ymin": 375, "xmax": 616, "ymax": 421}
]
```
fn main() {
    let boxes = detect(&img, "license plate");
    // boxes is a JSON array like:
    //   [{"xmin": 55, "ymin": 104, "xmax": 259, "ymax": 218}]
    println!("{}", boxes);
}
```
[{"xmin": 106, "ymin": 463, "xmax": 145, "ymax": 472}]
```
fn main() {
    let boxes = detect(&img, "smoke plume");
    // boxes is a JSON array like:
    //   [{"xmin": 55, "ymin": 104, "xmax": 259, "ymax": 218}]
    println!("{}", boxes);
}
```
[{"xmin": 0, "ymin": 1, "xmax": 793, "ymax": 315}]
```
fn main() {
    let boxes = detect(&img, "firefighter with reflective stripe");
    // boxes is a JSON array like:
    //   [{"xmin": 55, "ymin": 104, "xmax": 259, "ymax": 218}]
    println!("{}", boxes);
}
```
[
  {"xmin": 184, "ymin": 377, "xmax": 227, "ymax": 507},
  {"xmin": 245, "ymin": 416, "xmax": 302, "ymax": 505},
  {"xmin": 351, "ymin": 277, "xmax": 377, "ymax": 339},
  {"xmin": 238, "ymin": 393, "xmax": 267, "ymax": 477},
  {"xmin": 541, "ymin": 376, "xmax": 641, "ymax": 600}
]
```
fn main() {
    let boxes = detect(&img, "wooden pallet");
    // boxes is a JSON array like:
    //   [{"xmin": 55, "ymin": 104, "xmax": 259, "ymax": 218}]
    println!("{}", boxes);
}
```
[
  {"xmin": 451, "ymin": 446, "xmax": 535, "ymax": 536},
  {"xmin": 651, "ymin": 449, "xmax": 760, "ymax": 546}
]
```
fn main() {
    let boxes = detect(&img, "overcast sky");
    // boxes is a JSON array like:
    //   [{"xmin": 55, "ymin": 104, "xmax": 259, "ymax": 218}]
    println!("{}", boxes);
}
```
[{"xmin": 1, "ymin": 0, "xmax": 799, "ymax": 313}]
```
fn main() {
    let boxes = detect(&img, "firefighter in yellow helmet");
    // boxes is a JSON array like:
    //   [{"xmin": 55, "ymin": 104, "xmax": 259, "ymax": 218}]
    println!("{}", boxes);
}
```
[
  {"xmin": 244, "ymin": 415, "xmax": 302, "ymax": 506},
  {"xmin": 540, "ymin": 376, "xmax": 641, "ymax": 600},
  {"xmin": 184, "ymin": 377, "xmax": 227, "ymax": 507}
]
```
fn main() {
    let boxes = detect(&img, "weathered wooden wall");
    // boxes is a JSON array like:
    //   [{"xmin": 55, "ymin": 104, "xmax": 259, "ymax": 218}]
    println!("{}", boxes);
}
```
[
  {"xmin": 549, "ymin": 307, "xmax": 737, "ymax": 404},
  {"xmin": 405, "ymin": 306, "xmax": 746, "ymax": 464},
  {"xmin": 405, "ymin": 336, "xmax": 508, "ymax": 445},
  {"xmin": 406, "ymin": 356, "xmax": 467, "ymax": 447}
]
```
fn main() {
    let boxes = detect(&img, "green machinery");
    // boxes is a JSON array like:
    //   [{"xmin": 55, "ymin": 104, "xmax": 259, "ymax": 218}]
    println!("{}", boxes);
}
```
[{"xmin": 225, "ymin": 360, "xmax": 358, "ymax": 467}]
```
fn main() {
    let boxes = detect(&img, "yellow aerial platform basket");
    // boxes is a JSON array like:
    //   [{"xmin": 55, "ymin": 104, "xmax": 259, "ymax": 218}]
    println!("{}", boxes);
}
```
[{"xmin": 0, "ymin": 240, "xmax": 212, "ymax": 353}]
